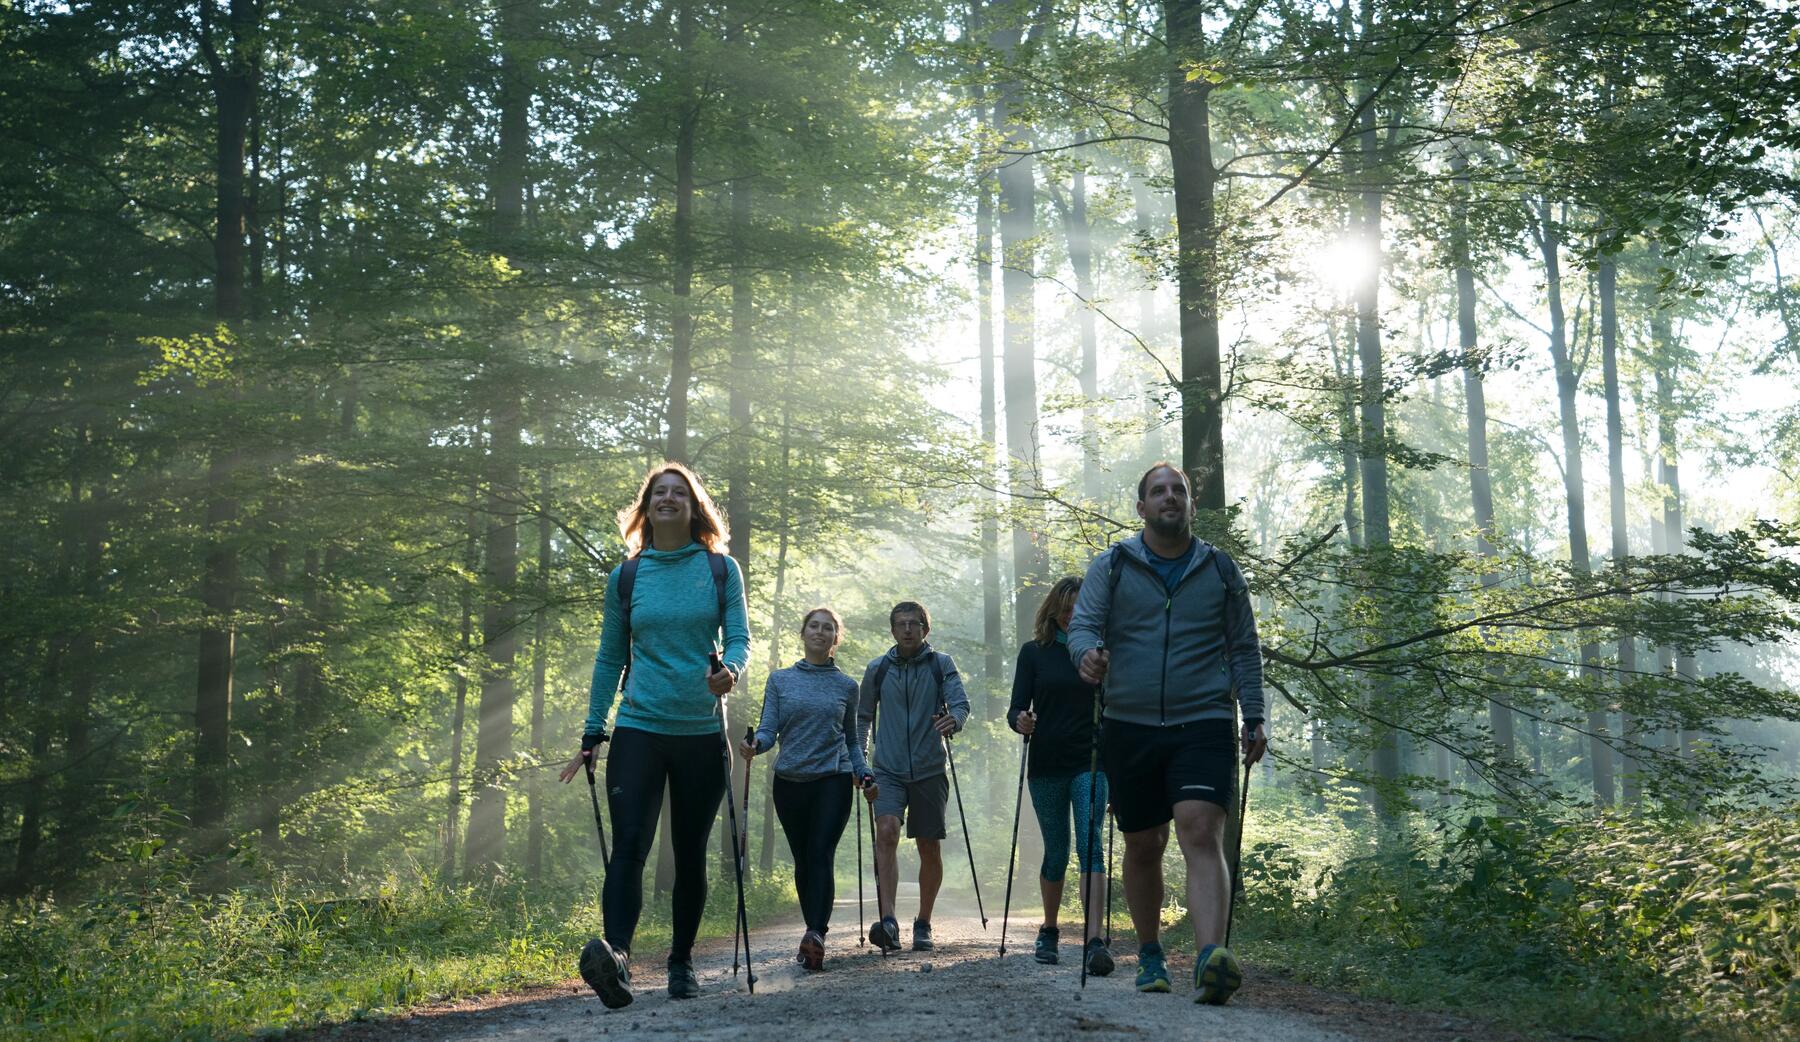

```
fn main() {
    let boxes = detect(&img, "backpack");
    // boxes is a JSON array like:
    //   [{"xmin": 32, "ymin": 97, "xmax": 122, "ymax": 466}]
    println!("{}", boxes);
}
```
[
  {"xmin": 868, "ymin": 649, "xmax": 948, "ymax": 709},
  {"xmin": 613, "ymin": 550, "xmax": 729, "ymax": 688}
]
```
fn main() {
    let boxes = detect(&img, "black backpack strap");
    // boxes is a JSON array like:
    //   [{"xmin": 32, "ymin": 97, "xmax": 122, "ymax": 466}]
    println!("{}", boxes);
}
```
[
  {"xmin": 1101, "ymin": 544, "xmax": 1126, "ymax": 646},
  {"xmin": 707, "ymin": 551, "xmax": 729, "ymax": 625},
  {"xmin": 870, "ymin": 657, "xmax": 892, "ymax": 704},
  {"xmin": 615, "ymin": 555, "xmax": 643, "ymax": 689}
]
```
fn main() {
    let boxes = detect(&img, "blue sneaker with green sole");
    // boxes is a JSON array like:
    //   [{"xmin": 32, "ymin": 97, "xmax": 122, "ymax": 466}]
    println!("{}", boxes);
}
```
[
  {"xmin": 1193, "ymin": 943, "xmax": 1242, "ymax": 1004},
  {"xmin": 1134, "ymin": 942, "xmax": 1172, "ymax": 993}
]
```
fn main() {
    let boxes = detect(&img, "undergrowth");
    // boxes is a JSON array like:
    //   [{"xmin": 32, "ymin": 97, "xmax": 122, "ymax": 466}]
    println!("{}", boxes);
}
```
[
  {"xmin": 1235, "ymin": 790, "xmax": 1800, "ymax": 1042},
  {"xmin": 0, "ymin": 865, "xmax": 797, "ymax": 1041}
]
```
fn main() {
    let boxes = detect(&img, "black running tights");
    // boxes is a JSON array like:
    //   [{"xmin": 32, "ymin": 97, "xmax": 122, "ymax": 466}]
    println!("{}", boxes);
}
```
[
  {"xmin": 772, "ymin": 773, "xmax": 853, "ymax": 934},
  {"xmin": 603, "ymin": 727, "xmax": 727, "ymax": 960}
]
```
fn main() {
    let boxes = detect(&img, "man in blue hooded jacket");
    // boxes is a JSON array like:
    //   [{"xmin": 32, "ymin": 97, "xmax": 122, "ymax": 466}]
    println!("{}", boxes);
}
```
[{"xmin": 1067, "ymin": 462, "xmax": 1268, "ymax": 1004}]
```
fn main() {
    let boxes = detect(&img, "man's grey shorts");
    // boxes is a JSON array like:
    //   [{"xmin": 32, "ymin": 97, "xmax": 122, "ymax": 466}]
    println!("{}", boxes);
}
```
[{"xmin": 871, "ymin": 771, "xmax": 949, "ymax": 840}]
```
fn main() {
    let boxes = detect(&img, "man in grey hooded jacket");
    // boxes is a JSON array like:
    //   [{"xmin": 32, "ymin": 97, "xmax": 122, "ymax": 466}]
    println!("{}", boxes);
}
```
[
  {"xmin": 1068, "ymin": 462, "xmax": 1268, "ymax": 1005},
  {"xmin": 856, "ymin": 600, "xmax": 970, "ymax": 953}
]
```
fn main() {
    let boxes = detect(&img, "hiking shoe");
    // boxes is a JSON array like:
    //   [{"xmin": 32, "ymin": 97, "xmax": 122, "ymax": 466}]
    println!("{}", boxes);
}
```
[
  {"xmin": 666, "ymin": 956, "xmax": 700, "ymax": 999},
  {"xmin": 578, "ymin": 937, "xmax": 633, "ymax": 1009},
  {"xmin": 1135, "ymin": 942, "xmax": 1172, "ymax": 993},
  {"xmin": 912, "ymin": 918, "xmax": 934, "ymax": 952},
  {"xmin": 798, "ymin": 930, "xmax": 825, "ymax": 972},
  {"xmin": 1085, "ymin": 937, "xmax": 1116, "ymax": 978},
  {"xmin": 1193, "ymin": 944, "xmax": 1242, "ymax": 1005},
  {"xmin": 1034, "ymin": 924, "xmax": 1060, "ymax": 964},
  {"xmin": 869, "ymin": 915, "xmax": 902, "ymax": 954}
]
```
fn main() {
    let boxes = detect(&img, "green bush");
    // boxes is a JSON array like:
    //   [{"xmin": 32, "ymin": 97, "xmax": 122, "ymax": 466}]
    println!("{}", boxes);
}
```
[
  {"xmin": 1237, "ymin": 796, "xmax": 1800, "ymax": 1042},
  {"xmin": 0, "ymin": 866, "xmax": 797, "ymax": 1041}
]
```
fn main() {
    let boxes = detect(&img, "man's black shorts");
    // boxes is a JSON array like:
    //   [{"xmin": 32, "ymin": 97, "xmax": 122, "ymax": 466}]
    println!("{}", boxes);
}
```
[{"xmin": 1101, "ymin": 717, "xmax": 1236, "ymax": 832}]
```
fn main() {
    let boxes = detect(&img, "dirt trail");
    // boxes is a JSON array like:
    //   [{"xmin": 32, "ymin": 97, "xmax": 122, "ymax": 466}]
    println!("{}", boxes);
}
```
[{"xmin": 314, "ymin": 913, "xmax": 1531, "ymax": 1042}]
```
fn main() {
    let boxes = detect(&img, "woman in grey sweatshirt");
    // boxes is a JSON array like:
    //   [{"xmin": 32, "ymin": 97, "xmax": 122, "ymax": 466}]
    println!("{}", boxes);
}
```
[{"xmin": 739, "ymin": 606, "xmax": 870, "ymax": 971}]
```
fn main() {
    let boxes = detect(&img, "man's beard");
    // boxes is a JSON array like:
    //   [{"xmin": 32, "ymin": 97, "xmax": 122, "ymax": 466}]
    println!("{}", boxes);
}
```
[{"xmin": 1147, "ymin": 512, "xmax": 1189, "ymax": 538}]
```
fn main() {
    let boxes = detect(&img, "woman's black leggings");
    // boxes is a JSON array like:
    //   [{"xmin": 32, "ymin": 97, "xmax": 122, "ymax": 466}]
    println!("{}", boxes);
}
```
[
  {"xmin": 603, "ymin": 727, "xmax": 726, "ymax": 960},
  {"xmin": 772, "ymin": 773, "xmax": 853, "ymax": 934}
]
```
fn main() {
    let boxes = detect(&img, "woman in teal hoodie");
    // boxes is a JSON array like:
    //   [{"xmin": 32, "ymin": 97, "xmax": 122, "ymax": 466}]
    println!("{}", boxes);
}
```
[{"xmin": 559, "ymin": 462, "xmax": 750, "ymax": 1009}]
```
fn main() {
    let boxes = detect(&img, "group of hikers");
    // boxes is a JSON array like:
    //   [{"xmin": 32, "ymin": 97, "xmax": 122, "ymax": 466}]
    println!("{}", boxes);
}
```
[{"xmin": 557, "ymin": 459, "xmax": 1268, "ymax": 1010}]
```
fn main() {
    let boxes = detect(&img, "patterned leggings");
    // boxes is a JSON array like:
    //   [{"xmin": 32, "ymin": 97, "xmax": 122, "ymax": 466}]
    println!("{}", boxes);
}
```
[{"xmin": 1027, "ymin": 771, "xmax": 1109, "ymax": 883}]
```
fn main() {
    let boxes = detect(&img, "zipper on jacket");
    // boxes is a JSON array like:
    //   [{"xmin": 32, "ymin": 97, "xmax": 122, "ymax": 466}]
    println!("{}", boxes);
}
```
[
  {"xmin": 1137, "ymin": 544, "xmax": 1211, "ymax": 727},
  {"xmin": 1160, "ymin": 596, "xmax": 1172, "ymax": 724}
]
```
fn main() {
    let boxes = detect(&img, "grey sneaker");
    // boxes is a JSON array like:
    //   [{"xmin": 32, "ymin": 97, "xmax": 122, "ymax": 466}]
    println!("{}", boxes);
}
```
[
  {"xmin": 911, "ymin": 918, "xmax": 934, "ymax": 951},
  {"xmin": 1034, "ymin": 925, "xmax": 1059, "ymax": 964},
  {"xmin": 579, "ymin": 937, "xmax": 633, "ymax": 1009}
]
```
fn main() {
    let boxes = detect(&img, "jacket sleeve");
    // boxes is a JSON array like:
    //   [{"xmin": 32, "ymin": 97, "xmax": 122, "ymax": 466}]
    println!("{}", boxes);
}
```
[
  {"xmin": 1067, "ymin": 549, "xmax": 1114, "ymax": 668},
  {"xmin": 1218, "ymin": 552, "xmax": 1266, "ymax": 723},
  {"xmin": 721, "ymin": 555, "xmax": 751, "ymax": 677},
  {"xmin": 856, "ymin": 660, "xmax": 878, "ymax": 769},
  {"xmin": 584, "ymin": 563, "xmax": 629, "ymax": 736},
  {"xmin": 841, "ymin": 677, "xmax": 868, "ymax": 777},
  {"xmin": 753, "ymin": 673, "xmax": 780, "ymax": 753},
  {"xmin": 1007, "ymin": 642, "xmax": 1035, "ymax": 733},
  {"xmin": 939, "ymin": 654, "xmax": 970, "ymax": 732}
]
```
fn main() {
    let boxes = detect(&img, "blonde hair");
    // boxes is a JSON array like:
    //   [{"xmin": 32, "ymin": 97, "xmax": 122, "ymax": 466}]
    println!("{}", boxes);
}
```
[
  {"xmin": 1033, "ymin": 576, "xmax": 1082, "ymax": 646},
  {"xmin": 617, "ymin": 461, "xmax": 729, "ymax": 555}
]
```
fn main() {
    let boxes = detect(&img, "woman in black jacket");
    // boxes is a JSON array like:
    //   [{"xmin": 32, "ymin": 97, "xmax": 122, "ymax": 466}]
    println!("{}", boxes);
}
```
[{"xmin": 1007, "ymin": 575, "xmax": 1112, "ymax": 976}]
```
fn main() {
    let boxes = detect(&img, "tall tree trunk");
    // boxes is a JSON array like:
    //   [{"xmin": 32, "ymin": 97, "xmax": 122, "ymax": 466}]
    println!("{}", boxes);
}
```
[
  {"xmin": 1536, "ymin": 199, "xmax": 1610, "ymax": 808},
  {"xmin": 13, "ymin": 645, "xmax": 59, "ymax": 890},
  {"xmin": 465, "ymin": 0, "xmax": 533, "ymax": 874},
  {"xmin": 1452, "ymin": 152, "xmax": 1511, "ymax": 765},
  {"xmin": 758, "ymin": 339, "xmax": 798, "ymax": 874},
  {"xmin": 1598, "ymin": 252, "xmax": 1640, "ymax": 805},
  {"xmin": 445, "ymin": 500, "xmax": 478, "ymax": 881},
  {"xmin": 1649, "ymin": 282, "xmax": 1700, "ymax": 761},
  {"xmin": 194, "ymin": 0, "xmax": 258, "ymax": 836},
  {"xmin": 1058, "ymin": 167, "xmax": 1103, "ymax": 500},
  {"xmin": 1165, "ymin": 0, "xmax": 1226, "ymax": 513},
  {"xmin": 1328, "ymin": 296, "xmax": 1362, "ymax": 548},
  {"xmin": 1130, "ymin": 172, "xmax": 1167, "ymax": 470},
  {"xmin": 975, "ymin": 91, "xmax": 1005, "ymax": 701},
  {"xmin": 1351, "ymin": 67, "xmax": 1399, "ymax": 810},
  {"xmin": 992, "ymin": 17, "xmax": 1048, "ymax": 646},
  {"xmin": 527, "ymin": 468, "xmax": 551, "ymax": 878},
  {"xmin": 665, "ymin": 1, "xmax": 698, "ymax": 463},
  {"xmin": 58, "ymin": 441, "xmax": 103, "ymax": 863}
]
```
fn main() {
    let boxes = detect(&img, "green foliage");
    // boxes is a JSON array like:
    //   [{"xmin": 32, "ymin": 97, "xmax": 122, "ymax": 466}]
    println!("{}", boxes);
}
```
[
  {"xmin": 0, "ymin": 867, "xmax": 799, "ymax": 1042},
  {"xmin": 1239, "ymin": 794, "xmax": 1800, "ymax": 1041}
]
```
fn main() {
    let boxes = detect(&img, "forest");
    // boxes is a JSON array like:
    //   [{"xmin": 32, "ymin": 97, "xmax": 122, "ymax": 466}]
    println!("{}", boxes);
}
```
[{"xmin": 2, "ymin": 0, "xmax": 1798, "ymax": 1039}]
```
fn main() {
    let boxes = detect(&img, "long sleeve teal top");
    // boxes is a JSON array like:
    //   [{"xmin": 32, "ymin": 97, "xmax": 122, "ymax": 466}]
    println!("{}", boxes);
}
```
[{"xmin": 584, "ymin": 541, "xmax": 751, "ymax": 737}]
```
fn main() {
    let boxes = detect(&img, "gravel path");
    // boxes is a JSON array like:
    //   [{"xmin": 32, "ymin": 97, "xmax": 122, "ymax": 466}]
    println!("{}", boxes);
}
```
[{"xmin": 312, "ymin": 912, "xmax": 1533, "ymax": 1042}]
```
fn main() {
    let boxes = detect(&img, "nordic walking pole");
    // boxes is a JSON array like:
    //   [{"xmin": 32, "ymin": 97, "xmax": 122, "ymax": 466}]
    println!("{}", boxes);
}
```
[
  {"xmin": 582, "ymin": 737, "xmax": 612, "ymax": 870},
  {"xmin": 733, "ymin": 723, "xmax": 755, "ymax": 977},
  {"xmin": 712, "ymin": 650, "xmax": 756, "ymax": 992},
  {"xmin": 1225, "ymin": 759, "xmax": 1252, "ymax": 950},
  {"xmin": 998, "ymin": 728, "xmax": 1030, "ymax": 957},
  {"xmin": 1081, "ymin": 641, "xmax": 1104, "ymax": 989},
  {"xmin": 939, "ymin": 708, "xmax": 987, "ymax": 929},
  {"xmin": 856, "ymin": 780, "xmax": 866, "ymax": 945},
  {"xmin": 866, "ymin": 792, "xmax": 884, "ymax": 952},
  {"xmin": 741, "ymin": 725, "xmax": 755, "ymax": 863}
]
